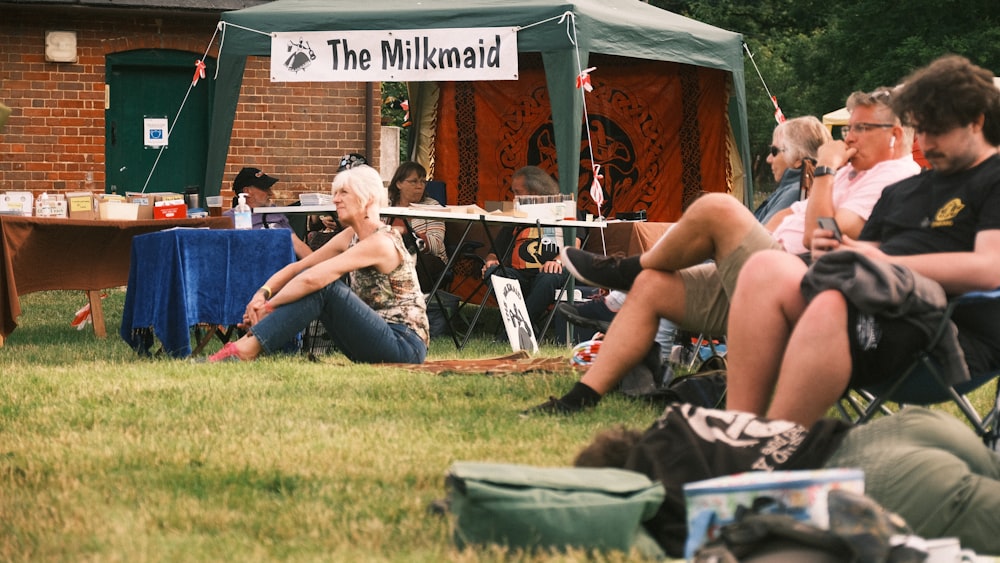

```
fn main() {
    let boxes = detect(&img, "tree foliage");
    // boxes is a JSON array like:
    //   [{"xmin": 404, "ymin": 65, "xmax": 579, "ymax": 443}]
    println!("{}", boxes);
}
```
[
  {"xmin": 653, "ymin": 0, "xmax": 1000, "ymax": 188},
  {"xmin": 380, "ymin": 2, "xmax": 1000, "ymax": 189},
  {"xmin": 381, "ymin": 81, "xmax": 410, "ymax": 162}
]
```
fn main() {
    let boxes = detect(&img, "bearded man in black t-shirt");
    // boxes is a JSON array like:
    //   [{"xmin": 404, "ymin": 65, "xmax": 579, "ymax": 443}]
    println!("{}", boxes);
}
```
[{"xmin": 723, "ymin": 54, "xmax": 1000, "ymax": 427}]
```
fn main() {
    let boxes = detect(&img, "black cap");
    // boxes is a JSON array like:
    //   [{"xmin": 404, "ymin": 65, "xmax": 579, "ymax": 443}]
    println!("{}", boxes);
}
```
[{"xmin": 233, "ymin": 167, "xmax": 278, "ymax": 194}]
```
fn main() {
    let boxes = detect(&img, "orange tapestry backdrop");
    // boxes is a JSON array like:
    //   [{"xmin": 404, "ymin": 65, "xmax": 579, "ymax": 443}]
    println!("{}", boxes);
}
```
[{"xmin": 433, "ymin": 54, "xmax": 732, "ymax": 222}]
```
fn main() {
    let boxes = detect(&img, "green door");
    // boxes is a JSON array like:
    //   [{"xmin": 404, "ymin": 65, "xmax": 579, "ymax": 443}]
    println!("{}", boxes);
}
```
[{"xmin": 105, "ymin": 50, "xmax": 215, "ymax": 197}]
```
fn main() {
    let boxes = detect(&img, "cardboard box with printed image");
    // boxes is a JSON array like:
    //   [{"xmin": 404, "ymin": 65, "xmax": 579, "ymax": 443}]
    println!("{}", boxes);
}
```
[
  {"xmin": 152, "ymin": 193, "xmax": 186, "ymax": 220},
  {"xmin": 35, "ymin": 193, "xmax": 67, "ymax": 218}
]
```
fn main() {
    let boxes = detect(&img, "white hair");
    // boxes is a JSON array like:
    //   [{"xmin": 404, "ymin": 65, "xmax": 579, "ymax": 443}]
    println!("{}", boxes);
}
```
[{"xmin": 331, "ymin": 165, "xmax": 388, "ymax": 209}]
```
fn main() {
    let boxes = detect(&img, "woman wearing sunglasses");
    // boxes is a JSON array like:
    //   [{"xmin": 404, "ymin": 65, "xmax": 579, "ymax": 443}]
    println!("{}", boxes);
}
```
[{"xmin": 755, "ymin": 116, "xmax": 832, "ymax": 226}]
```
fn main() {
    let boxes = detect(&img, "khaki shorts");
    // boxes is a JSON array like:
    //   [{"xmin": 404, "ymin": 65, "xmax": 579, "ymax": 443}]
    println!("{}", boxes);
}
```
[{"xmin": 677, "ymin": 224, "xmax": 782, "ymax": 335}]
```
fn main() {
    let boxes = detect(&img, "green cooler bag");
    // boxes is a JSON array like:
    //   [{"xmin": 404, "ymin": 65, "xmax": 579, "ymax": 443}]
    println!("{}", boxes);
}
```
[{"xmin": 446, "ymin": 461, "xmax": 666, "ymax": 555}]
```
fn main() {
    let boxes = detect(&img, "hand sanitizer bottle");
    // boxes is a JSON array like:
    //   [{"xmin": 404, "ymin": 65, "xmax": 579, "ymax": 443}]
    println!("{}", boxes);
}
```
[{"xmin": 234, "ymin": 193, "xmax": 252, "ymax": 230}]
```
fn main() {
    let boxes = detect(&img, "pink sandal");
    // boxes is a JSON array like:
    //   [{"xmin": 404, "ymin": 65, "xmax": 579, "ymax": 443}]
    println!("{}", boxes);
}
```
[{"xmin": 207, "ymin": 342, "xmax": 243, "ymax": 363}]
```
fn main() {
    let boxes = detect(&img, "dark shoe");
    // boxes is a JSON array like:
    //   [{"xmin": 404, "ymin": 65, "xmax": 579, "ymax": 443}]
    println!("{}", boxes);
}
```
[
  {"xmin": 561, "ymin": 248, "xmax": 641, "ymax": 291},
  {"xmin": 556, "ymin": 302, "xmax": 611, "ymax": 333},
  {"xmin": 521, "ymin": 396, "xmax": 584, "ymax": 416}
]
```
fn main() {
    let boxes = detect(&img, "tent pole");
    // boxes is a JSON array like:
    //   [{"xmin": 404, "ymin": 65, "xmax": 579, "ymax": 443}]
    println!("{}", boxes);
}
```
[{"xmin": 365, "ymin": 83, "xmax": 375, "ymax": 166}]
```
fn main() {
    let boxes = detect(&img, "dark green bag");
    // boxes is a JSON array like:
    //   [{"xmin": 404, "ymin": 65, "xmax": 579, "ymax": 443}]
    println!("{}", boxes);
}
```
[{"xmin": 446, "ymin": 461, "xmax": 666, "ymax": 556}]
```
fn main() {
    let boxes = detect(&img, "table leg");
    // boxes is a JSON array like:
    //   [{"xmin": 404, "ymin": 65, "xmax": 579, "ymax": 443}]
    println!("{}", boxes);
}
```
[
  {"xmin": 191, "ymin": 324, "xmax": 237, "ymax": 356},
  {"xmin": 87, "ymin": 290, "xmax": 107, "ymax": 338}
]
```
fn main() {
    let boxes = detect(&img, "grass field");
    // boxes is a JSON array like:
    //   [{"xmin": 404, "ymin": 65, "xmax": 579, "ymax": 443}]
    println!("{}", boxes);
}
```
[
  {"xmin": 0, "ymin": 290, "xmax": 666, "ymax": 562},
  {"xmin": 1, "ymin": 289, "xmax": 995, "ymax": 562}
]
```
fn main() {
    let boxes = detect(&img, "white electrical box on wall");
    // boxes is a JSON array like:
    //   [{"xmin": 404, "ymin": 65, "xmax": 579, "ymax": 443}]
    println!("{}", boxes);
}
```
[{"xmin": 45, "ymin": 31, "xmax": 78, "ymax": 63}]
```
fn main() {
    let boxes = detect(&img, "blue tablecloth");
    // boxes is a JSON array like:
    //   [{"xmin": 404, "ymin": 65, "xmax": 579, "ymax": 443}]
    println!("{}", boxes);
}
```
[{"xmin": 120, "ymin": 228, "xmax": 295, "ymax": 357}]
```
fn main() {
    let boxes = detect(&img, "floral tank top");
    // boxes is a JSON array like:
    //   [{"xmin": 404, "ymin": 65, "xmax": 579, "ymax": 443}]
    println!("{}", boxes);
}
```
[{"xmin": 348, "ymin": 225, "xmax": 429, "ymax": 345}]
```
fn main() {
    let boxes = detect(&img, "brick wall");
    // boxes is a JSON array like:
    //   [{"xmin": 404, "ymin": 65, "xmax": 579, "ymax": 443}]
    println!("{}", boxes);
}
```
[{"xmin": 0, "ymin": 5, "xmax": 380, "ymax": 204}]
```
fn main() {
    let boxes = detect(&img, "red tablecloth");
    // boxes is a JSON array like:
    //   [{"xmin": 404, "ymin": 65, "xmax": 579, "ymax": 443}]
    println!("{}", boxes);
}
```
[{"xmin": 0, "ymin": 215, "xmax": 233, "ymax": 344}]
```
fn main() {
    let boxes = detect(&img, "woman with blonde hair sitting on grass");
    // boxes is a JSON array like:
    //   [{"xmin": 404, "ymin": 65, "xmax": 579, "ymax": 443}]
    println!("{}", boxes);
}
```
[{"xmin": 209, "ymin": 165, "xmax": 429, "ymax": 364}]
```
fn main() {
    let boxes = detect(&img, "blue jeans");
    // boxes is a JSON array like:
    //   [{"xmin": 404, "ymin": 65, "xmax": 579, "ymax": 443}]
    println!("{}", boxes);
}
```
[{"xmin": 250, "ymin": 279, "xmax": 427, "ymax": 364}]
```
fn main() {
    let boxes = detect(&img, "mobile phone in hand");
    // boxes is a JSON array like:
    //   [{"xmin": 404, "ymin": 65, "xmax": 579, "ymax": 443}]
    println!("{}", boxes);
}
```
[{"xmin": 817, "ymin": 216, "xmax": 842, "ymax": 242}]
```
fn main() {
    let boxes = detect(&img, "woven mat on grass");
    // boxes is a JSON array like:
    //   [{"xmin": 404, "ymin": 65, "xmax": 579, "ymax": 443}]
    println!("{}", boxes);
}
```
[{"xmin": 384, "ymin": 351, "xmax": 577, "ymax": 376}]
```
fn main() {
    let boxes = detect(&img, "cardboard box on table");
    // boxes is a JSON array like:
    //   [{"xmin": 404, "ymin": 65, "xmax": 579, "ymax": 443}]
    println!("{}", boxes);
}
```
[
  {"xmin": 485, "ymin": 200, "xmax": 517, "ymax": 213},
  {"xmin": 34, "ymin": 194, "xmax": 67, "ymax": 218},
  {"xmin": 66, "ymin": 191, "xmax": 96, "ymax": 220},
  {"xmin": 0, "ymin": 191, "xmax": 34, "ymax": 216},
  {"xmin": 97, "ymin": 194, "xmax": 139, "ymax": 220},
  {"xmin": 127, "ymin": 192, "xmax": 183, "ymax": 220},
  {"xmin": 152, "ymin": 194, "xmax": 187, "ymax": 220}
]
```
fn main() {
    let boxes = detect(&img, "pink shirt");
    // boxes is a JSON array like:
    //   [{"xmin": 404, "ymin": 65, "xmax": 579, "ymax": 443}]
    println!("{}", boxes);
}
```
[{"xmin": 772, "ymin": 156, "xmax": 920, "ymax": 255}]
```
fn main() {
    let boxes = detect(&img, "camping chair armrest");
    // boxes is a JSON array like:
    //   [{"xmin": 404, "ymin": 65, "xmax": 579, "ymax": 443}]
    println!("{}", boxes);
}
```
[
  {"xmin": 953, "ymin": 287, "xmax": 1000, "ymax": 304},
  {"xmin": 925, "ymin": 286, "xmax": 1000, "ymax": 350}
]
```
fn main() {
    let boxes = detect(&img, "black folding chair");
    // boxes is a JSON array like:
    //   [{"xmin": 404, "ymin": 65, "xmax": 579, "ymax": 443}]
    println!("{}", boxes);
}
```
[{"xmin": 837, "ymin": 287, "xmax": 1000, "ymax": 447}]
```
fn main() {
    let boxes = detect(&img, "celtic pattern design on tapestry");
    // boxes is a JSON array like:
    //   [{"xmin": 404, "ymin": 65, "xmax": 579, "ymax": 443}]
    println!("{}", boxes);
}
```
[
  {"xmin": 455, "ymin": 82, "xmax": 478, "ymax": 205},
  {"xmin": 679, "ymin": 66, "xmax": 704, "ymax": 210},
  {"xmin": 492, "ymin": 85, "xmax": 551, "ymax": 198},
  {"xmin": 495, "ymin": 81, "xmax": 665, "ymax": 219}
]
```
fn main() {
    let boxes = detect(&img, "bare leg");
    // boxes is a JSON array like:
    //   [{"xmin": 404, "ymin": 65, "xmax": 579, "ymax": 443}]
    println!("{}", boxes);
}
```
[
  {"xmin": 580, "ymin": 269, "xmax": 688, "ymax": 394},
  {"xmin": 641, "ymin": 194, "xmax": 761, "ymax": 272},
  {"xmin": 726, "ymin": 250, "xmax": 809, "ymax": 415},
  {"xmin": 766, "ymin": 289, "xmax": 852, "ymax": 425}
]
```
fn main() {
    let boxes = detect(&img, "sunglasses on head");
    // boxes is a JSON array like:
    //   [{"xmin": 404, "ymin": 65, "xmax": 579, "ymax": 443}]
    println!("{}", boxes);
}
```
[{"xmin": 339, "ymin": 154, "xmax": 367, "ymax": 169}]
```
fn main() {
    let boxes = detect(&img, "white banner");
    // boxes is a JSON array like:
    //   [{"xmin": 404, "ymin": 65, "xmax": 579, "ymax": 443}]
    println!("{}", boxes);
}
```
[{"xmin": 271, "ymin": 27, "xmax": 518, "ymax": 82}]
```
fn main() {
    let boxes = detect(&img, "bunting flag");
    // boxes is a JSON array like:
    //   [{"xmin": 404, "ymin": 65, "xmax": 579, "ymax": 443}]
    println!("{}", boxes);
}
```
[
  {"xmin": 590, "ymin": 163, "xmax": 605, "ymax": 216},
  {"xmin": 192, "ymin": 59, "xmax": 207, "ymax": 86},
  {"xmin": 771, "ymin": 95, "xmax": 786, "ymax": 124},
  {"xmin": 576, "ymin": 66, "xmax": 596, "ymax": 92},
  {"xmin": 70, "ymin": 303, "xmax": 91, "ymax": 330},
  {"xmin": 400, "ymin": 99, "xmax": 410, "ymax": 125},
  {"xmin": 433, "ymin": 53, "xmax": 732, "ymax": 222}
]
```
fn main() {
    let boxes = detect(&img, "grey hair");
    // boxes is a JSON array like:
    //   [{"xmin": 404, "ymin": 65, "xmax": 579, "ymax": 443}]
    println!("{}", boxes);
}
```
[
  {"xmin": 847, "ymin": 87, "xmax": 899, "ymax": 123},
  {"xmin": 512, "ymin": 165, "xmax": 560, "ymax": 196},
  {"xmin": 775, "ymin": 116, "xmax": 831, "ymax": 164}
]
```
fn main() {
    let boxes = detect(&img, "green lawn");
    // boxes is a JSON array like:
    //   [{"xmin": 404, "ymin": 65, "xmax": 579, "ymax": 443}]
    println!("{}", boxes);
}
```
[
  {"xmin": 1, "ymin": 290, "xmax": 995, "ymax": 562},
  {"xmin": 0, "ymin": 290, "xmax": 664, "ymax": 562}
]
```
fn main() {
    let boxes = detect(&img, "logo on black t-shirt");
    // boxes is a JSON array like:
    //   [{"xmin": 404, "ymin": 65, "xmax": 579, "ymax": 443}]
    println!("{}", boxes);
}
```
[{"xmin": 931, "ymin": 198, "xmax": 965, "ymax": 227}]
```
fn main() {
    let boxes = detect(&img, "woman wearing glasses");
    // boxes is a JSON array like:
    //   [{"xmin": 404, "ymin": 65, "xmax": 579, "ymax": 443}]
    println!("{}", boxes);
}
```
[
  {"xmin": 385, "ymin": 161, "xmax": 449, "ymax": 293},
  {"xmin": 755, "ymin": 116, "xmax": 832, "ymax": 226}
]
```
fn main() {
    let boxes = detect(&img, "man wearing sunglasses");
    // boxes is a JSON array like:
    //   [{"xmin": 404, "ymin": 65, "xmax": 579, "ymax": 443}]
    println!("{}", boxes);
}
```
[{"xmin": 529, "ymin": 88, "xmax": 920, "ymax": 415}]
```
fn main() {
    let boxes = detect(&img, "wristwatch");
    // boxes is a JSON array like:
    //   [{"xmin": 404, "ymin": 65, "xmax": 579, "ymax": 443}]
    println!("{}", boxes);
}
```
[{"xmin": 814, "ymin": 166, "xmax": 836, "ymax": 178}]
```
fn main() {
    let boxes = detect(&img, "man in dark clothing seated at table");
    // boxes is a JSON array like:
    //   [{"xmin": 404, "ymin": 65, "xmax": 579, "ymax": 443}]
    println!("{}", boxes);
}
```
[
  {"xmin": 480, "ymin": 166, "xmax": 585, "ymax": 336},
  {"xmin": 226, "ymin": 166, "xmax": 312, "ymax": 259}
]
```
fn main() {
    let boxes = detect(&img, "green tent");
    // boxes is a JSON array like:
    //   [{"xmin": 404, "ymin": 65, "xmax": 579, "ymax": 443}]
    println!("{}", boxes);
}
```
[{"xmin": 207, "ymin": 0, "xmax": 751, "ymax": 204}]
